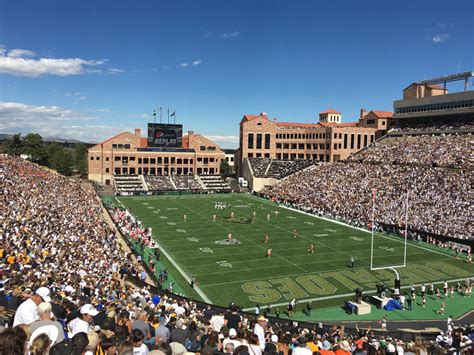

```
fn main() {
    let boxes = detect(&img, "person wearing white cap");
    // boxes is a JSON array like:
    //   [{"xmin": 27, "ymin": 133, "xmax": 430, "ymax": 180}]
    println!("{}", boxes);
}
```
[
  {"xmin": 68, "ymin": 303, "xmax": 99, "ymax": 338},
  {"xmin": 254, "ymin": 315, "xmax": 266, "ymax": 350},
  {"xmin": 13, "ymin": 286, "xmax": 51, "ymax": 327}
]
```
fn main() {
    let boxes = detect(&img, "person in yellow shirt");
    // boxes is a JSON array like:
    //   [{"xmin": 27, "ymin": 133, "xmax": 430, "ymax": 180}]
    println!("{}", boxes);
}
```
[{"xmin": 307, "ymin": 333, "xmax": 319, "ymax": 353}]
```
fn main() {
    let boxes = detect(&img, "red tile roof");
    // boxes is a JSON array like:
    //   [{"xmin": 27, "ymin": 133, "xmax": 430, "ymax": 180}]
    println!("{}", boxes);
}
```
[
  {"xmin": 426, "ymin": 84, "xmax": 444, "ymax": 90},
  {"xmin": 319, "ymin": 108, "xmax": 341, "ymax": 115},
  {"xmin": 318, "ymin": 122, "xmax": 359, "ymax": 127},
  {"xmin": 276, "ymin": 122, "xmax": 321, "ymax": 128},
  {"xmin": 242, "ymin": 114, "xmax": 270, "ymax": 122},
  {"xmin": 370, "ymin": 110, "xmax": 393, "ymax": 118},
  {"xmin": 139, "ymin": 137, "xmax": 148, "ymax": 148}
]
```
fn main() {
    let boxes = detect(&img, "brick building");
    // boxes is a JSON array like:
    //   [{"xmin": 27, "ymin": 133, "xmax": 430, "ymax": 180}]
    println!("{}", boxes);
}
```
[
  {"xmin": 237, "ymin": 110, "xmax": 381, "ymax": 175},
  {"xmin": 88, "ymin": 128, "xmax": 225, "ymax": 185}
]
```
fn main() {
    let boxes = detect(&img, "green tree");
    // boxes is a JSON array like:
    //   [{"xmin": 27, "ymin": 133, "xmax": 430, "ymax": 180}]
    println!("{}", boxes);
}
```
[
  {"xmin": 220, "ymin": 159, "xmax": 233, "ymax": 179},
  {"xmin": 73, "ymin": 143, "xmax": 88, "ymax": 177},
  {"xmin": 3, "ymin": 133, "xmax": 23, "ymax": 156},
  {"xmin": 23, "ymin": 133, "xmax": 47, "ymax": 164}
]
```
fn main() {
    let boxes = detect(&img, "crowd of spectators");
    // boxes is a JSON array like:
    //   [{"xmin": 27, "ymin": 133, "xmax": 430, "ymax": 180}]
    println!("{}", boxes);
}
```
[
  {"xmin": 393, "ymin": 116, "xmax": 474, "ymax": 133},
  {"xmin": 248, "ymin": 158, "xmax": 271, "ymax": 177},
  {"xmin": 1, "ymin": 155, "xmax": 473, "ymax": 354},
  {"xmin": 263, "ymin": 162, "xmax": 471, "ymax": 240},
  {"xmin": 171, "ymin": 175, "xmax": 202, "ymax": 190},
  {"xmin": 248, "ymin": 158, "xmax": 316, "ymax": 180},
  {"xmin": 145, "ymin": 176, "xmax": 176, "ymax": 191},
  {"xmin": 349, "ymin": 134, "xmax": 472, "ymax": 169}
]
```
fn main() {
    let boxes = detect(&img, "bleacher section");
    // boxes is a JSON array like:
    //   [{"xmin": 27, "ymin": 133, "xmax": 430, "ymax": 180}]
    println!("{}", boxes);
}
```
[
  {"xmin": 198, "ymin": 175, "xmax": 232, "ymax": 192},
  {"xmin": 266, "ymin": 159, "xmax": 315, "ymax": 179},
  {"xmin": 348, "ymin": 133, "xmax": 472, "ymax": 169},
  {"xmin": 145, "ymin": 175, "xmax": 176, "ymax": 191},
  {"xmin": 248, "ymin": 158, "xmax": 315, "ymax": 180},
  {"xmin": 114, "ymin": 175, "xmax": 146, "ymax": 195},
  {"xmin": 171, "ymin": 175, "xmax": 202, "ymax": 190},
  {"xmin": 248, "ymin": 157, "xmax": 271, "ymax": 177}
]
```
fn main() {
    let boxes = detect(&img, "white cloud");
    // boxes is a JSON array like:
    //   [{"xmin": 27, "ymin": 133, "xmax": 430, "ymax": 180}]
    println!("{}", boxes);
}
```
[
  {"xmin": 0, "ymin": 101, "xmax": 124, "ymax": 142},
  {"xmin": 192, "ymin": 60, "xmax": 202, "ymax": 66},
  {"xmin": 0, "ymin": 46, "xmax": 106, "ymax": 77},
  {"xmin": 432, "ymin": 33, "xmax": 450, "ymax": 43},
  {"xmin": 7, "ymin": 49, "xmax": 36, "ymax": 58},
  {"xmin": 205, "ymin": 135, "xmax": 239, "ymax": 148},
  {"xmin": 178, "ymin": 63, "xmax": 189, "ymax": 68},
  {"xmin": 221, "ymin": 31, "xmax": 239, "ymax": 39},
  {"xmin": 108, "ymin": 67, "xmax": 124, "ymax": 74}
]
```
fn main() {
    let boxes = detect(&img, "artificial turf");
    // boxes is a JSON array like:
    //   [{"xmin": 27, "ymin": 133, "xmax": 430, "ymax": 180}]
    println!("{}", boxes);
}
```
[{"xmin": 114, "ymin": 193, "xmax": 473, "ymax": 312}]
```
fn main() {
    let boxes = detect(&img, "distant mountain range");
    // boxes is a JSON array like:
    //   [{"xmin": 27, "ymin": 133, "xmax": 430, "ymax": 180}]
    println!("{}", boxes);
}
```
[{"xmin": 0, "ymin": 133, "xmax": 97, "ymax": 144}]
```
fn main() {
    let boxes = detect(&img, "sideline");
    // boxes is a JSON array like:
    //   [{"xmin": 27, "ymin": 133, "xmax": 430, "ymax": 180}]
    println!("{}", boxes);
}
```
[{"xmin": 113, "ymin": 197, "xmax": 213, "ymax": 304}]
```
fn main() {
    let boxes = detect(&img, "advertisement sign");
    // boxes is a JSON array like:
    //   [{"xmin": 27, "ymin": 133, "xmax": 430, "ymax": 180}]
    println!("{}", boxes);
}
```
[{"xmin": 147, "ymin": 123, "xmax": 183, "ymax": 147}]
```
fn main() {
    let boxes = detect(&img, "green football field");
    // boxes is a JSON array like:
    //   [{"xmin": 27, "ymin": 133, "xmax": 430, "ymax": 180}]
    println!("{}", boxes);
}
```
[{"xmin": 115, "ymin": 194, "xmax": 473, "ymax": 310}]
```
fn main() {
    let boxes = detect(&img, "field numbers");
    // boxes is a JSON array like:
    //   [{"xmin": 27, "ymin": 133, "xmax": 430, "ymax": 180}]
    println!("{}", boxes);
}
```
[
  {"xmin": 176, "ymin": 229, "xmax": 187, "ymax": 233},
  {"xmin": 324, "ymin": 228, "xmax": 337, "ymax": 233},
  {"xmin": 187, "ymin": 237, "xmax": 199, "ymax": 242},
  {"xmin": 217, "ymin": 261, "xmax": 232, "ymax": 268},
  {"xmin": 349, "ymin": 236, "xmax": 364, "ymax": 241},
  {"xmin": 199, "ymin": 247, "xmax": 214, "ymax": 254},
  {"xmin": 167, "ymin": 222, "xmax": 176, "ymax": 225},
  {"xmin": 379, "ymin": 246, "xmax": 395, "ymax": 252},
  {"xmin": 314, "ymin": 234, "xmax": 329, "ymax": 237},
  {"xmin": 159, "ymin": 216, "xmax": 168, "ymax": 219},
  {"xmin": 304, "ymin": 221, "xmax": 314, "ymax": 226}
]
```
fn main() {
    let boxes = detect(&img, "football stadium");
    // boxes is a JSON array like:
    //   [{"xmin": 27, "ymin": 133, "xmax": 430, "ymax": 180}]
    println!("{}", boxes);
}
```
[{"xmin": 1, "ymin": 1, "xmax": 474, "ymax": 353}]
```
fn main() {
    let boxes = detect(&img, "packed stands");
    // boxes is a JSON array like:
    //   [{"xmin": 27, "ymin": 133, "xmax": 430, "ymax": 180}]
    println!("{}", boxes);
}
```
[
  {"xmin": 248, "ymin": 158, "xmax": 316, "ymax": 179},
  {"xmin": 114, "ymin": 175, "xmax": 146, "ymax": 194},
  {"xmin": 171, "ymin": 174, "xmax": 202, "ymax": 190},
  {"xmin": 266, "ymin": 159, "xmax": 315, "ymax": 179},
  {"xmin": 264, "ymin": 160, "xmax": 471, "ymax": 241},
  {"xmin": 349, "ymin": 133, "xmax": 472, "ymax": 168},
  {"xmin": 199, "ymin": 175, "xmax": 232, "ymax": 192},
  {"xmin": 1, "ymin": 155, "xmax": 473, "ymax": 354},
  {"xmin": 144, "ymin": 175, "xmax": 176, "ymax": 191},
  {"xmin": 248, "ymin": 157, "xmax": 271, "ymax": 177}
]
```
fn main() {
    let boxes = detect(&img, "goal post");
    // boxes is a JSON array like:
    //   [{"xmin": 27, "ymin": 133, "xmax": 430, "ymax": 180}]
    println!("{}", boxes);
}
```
[{"xmin": 370, "ymin": 190, "xmax": 409, "ymax": 285}]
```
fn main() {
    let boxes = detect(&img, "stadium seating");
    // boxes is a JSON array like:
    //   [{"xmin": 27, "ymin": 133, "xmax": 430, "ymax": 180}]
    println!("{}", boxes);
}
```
[
  {"xmin": 199, "ymin": 175, "xmax": 232, "ymax": 192},
  {"xmin": 171, "ymin": 174, "xmax": 202, "ymax": 190},
  {"xmin": 145, "ymin": 175, "xmax": 176, "ymax": 191},
  {"xmin": 349, "ymin": 133, "xmax": 471, "ymax": 168},
  {"xmin": 248, "ymin": 157, "xmax": 316, "ymax": 179},
  {"xmin": 114, "ymin": 175, "xmax": 146, "ymax": 194},
  {"xmin": 264, "ymin": 132, "xmax": 472, "ymax": 240}
]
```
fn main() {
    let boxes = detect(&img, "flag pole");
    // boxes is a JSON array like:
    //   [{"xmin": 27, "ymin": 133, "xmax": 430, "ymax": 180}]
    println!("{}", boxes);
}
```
[
  {"xmin": 167, "ymin": 108, "xmax": 170, "ymax": 123},
  {"xmin": 160, "ymin": 108, "xmax": 162, "ymax": 123},
  {"xmin": 370, "ymin": 189, "xmax": 376, "ymax": 270}
]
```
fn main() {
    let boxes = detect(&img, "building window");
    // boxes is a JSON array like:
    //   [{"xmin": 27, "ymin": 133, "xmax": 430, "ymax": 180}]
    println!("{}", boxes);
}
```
[
  {"xmin": 248, "ymin": 133, "xmax": 254, "ymax": 149},
  {"xmin": 265, "ymin": 134, "xmax": 271, "ymax": 149},
  {"xmin": 138, "ymin": 158, "xmax": 142, "ymax": 164},
  {"xmin": 344, "ymin": 134, "xmax": 348, "ymax": 149},
  {"xmin": 164, "ymin": 157, "xmax": 169, "ymax": 164},
  {"xmin": 105, "ymin": 168, "xmax": 109, "ymax": 173},
  {"xmin": 90, "ymin": 157, "xmax": 94, "ymax": 160},
  {"xmin": 256, "ymin": 133, "xmax": 262, "ymax": 149},
  {"xmin": 124, "ymin": 144, "xmax": 130, "ymax": 149},
  {"xmin": 115, "ymin": 156, "xmax": 121, "ymax": 162},
  {"xmin": 105, "ymin": 157, "xmax": 109, "ymax": 161},
  {"xmin": 248, "ymin": 153, "xmax": 253, "ymax": 158},
  {"xmin": 363, "ymin": 135, "xmax": 368, "ymax": 147},
  {"xmin": 150, "ymin": 158, "xmax": 156, "ymax": 164},
  {"xmin": 357, "ymin": 134, "xmax": 361, "ymax": 149},
  {"xmin": 350, "ymin": 134, "xmax": 355, "ymax": 149}
]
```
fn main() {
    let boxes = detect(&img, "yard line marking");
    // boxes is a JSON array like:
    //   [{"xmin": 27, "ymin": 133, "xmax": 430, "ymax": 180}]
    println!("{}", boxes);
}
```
[{"xmin": 246, "ymin": 195, "xmax": 454, "ymax": 259}]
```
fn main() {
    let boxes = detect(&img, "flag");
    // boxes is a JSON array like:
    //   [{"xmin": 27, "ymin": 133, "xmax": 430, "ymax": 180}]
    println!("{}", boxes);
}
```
[{"xmin": 170, "ymin": 111, "xmax": 176, "ymax": 117}]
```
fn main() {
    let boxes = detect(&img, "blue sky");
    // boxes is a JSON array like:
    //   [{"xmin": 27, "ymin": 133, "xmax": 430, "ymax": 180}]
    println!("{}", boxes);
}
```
[{"xmin": 0, "ymin": 0, "xmax": 473, "ymax": 147}]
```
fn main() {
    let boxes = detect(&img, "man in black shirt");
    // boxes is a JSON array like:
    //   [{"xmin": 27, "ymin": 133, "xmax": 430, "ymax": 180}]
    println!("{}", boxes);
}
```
[{"xmin": 224, "ymin": 305, "xmax": 241, "ymax": 330}]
